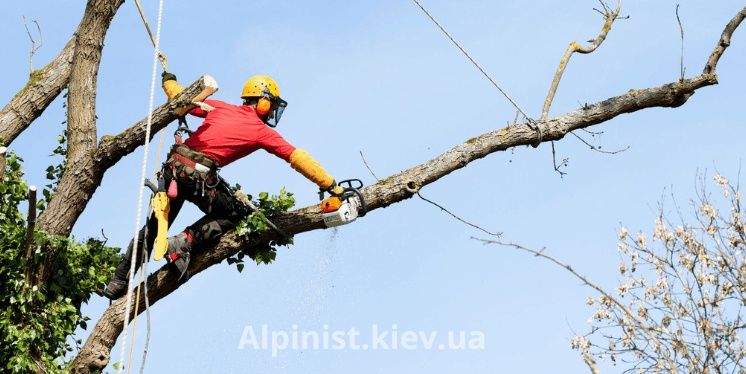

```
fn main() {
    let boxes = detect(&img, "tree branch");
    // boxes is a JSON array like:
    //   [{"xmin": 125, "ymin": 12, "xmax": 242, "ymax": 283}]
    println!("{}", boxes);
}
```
[
  {"xmin": 704, "ymin": 6, "xmax": 746, "ymax": 74},
  {"xmin": 0, "ymin": 38, "xmax": 74, "ymax": 147},
  {"xmin": 0, "ymin": 0, "xmax": 127, "ymax": 147},
  {"xmin": 541, "ymin": 1, "xmax": 622, "ymax": 120},
  {"xmin": 71, "ymin": 6, "xmax": 745, "ymax": 372}
]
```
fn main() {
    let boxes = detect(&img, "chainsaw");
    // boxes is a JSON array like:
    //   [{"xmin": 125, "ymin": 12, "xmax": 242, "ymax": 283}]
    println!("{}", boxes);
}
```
[{"xmin": 319, "ymin": 179, "xmax": 367, "ymax": 227}]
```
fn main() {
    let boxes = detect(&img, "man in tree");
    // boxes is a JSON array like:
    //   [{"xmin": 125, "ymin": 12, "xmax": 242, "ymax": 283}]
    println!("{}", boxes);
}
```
[{"xmin": 99, "ymin": 73, "xmax": 345, "ymax": 299}]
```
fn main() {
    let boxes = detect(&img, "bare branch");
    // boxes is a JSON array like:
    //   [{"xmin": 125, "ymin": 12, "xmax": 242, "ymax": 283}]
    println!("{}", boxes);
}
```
[
  {"xmin": 704, "ymin": 6, "xmax": 746, "ymax": 74},
  {"xmin": 569, "ymin": 131, "xmax": 630, "ymax": 155},
  {"xmin": 359, "ymin": 150, "xmax": 381, "ymax": 181},
  {"xmin": 676, "ymin": 5, "xmax": 686, "ymax": 81},
  {"xmin": 541, "ymin": 1, "xmax": 622, "ymax": 120},
  {"xmin": 551, "ymin": 142, "xmax": 569, "ymax": 178},
  {"xmin": 23, "ymin": 17, "xmax": 43, "ymax": 73},
  {"xmin": 417, "ymin": 192, "xmax": 502, "ymax": 237}
]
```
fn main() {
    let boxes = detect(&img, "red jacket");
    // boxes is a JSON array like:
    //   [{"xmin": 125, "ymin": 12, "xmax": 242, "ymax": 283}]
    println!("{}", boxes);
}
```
[{"xmin": 184, "ymin": 99, "xmax": 296, "ymax": 166}]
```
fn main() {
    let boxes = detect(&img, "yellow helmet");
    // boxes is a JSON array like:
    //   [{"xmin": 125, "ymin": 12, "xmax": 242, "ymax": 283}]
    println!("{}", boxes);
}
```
[
  {"xmin": 241, "ymin": 75, "xmax": 288, "ymax": 127},
  {"xmin": 241, "ymin": 75, "xmax": 280, "ymax": 98}
]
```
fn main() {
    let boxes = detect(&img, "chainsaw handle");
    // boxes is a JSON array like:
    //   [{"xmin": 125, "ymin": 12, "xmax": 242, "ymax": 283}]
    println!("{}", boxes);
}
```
[{"xmin": 337, "ymin": 178, "xmax": 363, "ymax": 190}]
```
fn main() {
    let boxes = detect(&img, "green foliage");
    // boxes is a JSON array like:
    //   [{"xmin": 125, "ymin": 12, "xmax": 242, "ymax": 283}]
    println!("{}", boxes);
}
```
[
  {"xmin": 0, "ymin": 151, "xmax": 119, "ymax": 373},
  {"xmin": 40, "ymin": 121, "xmax": 68, "ymax": 211},
  {"xmin": 231, "ymin": 187, "xmax": 295, "ymax": 267}
]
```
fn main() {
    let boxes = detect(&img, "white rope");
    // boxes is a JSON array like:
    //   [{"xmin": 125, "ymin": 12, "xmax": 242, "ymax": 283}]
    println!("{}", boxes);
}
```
[{"xmin": 118, "ymin": 0, "xmax": 165, "ymax": 372}]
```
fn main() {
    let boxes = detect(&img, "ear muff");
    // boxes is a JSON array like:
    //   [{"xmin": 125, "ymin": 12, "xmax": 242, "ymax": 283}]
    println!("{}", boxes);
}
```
[{"xmin": 256, "ymin": 97, "xmax": 272, "ymax": 115}]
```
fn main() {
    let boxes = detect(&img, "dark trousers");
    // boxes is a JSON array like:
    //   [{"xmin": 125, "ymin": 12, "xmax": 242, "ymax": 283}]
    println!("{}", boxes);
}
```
[{"xmin": 113, "ymin": 166, "xmax": 244, "ymax": 280}]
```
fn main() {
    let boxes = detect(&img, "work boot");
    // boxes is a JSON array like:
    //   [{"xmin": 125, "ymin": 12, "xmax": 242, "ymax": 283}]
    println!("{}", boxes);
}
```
[
  {"xmin": 166, "ymin": 232, "xmax": 192, "ymax": 280},
  {"xmin": 97, "ymin": 277, "xmax": 129, "ymax": 300},
  {"xmin": 97, "ymin": 238, "xmax": 141, "ymax": 300}
]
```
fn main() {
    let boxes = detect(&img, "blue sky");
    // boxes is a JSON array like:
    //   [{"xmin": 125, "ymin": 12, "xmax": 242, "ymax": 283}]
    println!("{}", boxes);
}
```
[{"xmin": 2, "ymin": 1, "xmax": 745, "ymax": 373}]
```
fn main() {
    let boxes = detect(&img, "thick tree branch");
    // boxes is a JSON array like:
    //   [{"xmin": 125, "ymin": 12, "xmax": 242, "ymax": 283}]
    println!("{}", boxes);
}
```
[
  {"xmin": 71, "ymin": 5, "xmax": 746, "ymax": 370},
  {"xmin": 0, "ymin": 0, "xmax": 127, "ymax": 147},
  {"xmin": 35, "ymin": 0, "xmax": 125, "ymax": 287},
  {"xmin": 0, "ymin": 38, "xmax": 74, "ymax": 146}
]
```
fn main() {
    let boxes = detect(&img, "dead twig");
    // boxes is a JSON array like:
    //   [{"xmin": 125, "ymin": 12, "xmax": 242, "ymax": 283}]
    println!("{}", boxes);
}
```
[
  {"xmin": 541, "ymin": 0, "xmax": 622, "ymax": 120},
  {"xmin": 418, "ymin": 192, "xmax": 501, "ymax": 237},
  {"xmin": 676, "ymin": 4, "xmax": 686, "ymax": 81},
  {"xmin": 23, "ymin": 16, "xmax": 43, "ymax": 74},
  {"xmin": 359, "ymin": 150, "xmax": 380, "ymax": 181},
  {"xmin": 551, "ymin": 142, "xmax": 569, "ymax": 178},
  {"xmin": 570, "ymin": 131, "xmax": 630, "ymax": 155}
]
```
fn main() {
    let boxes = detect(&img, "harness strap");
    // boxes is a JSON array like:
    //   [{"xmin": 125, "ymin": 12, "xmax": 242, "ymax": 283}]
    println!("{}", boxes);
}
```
[
  {"xmin": 174, "ymin": 117, "xmax": 192, "ymax": 144},
  {"xmin": 170, "ymin": 153, "xmax": 212, "ymax": 172}
]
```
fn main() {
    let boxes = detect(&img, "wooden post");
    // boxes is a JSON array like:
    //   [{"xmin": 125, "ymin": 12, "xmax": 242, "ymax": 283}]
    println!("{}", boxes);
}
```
[{"xmin": 25, "ymin": 186, "xmax": 37, "ymax": 283}]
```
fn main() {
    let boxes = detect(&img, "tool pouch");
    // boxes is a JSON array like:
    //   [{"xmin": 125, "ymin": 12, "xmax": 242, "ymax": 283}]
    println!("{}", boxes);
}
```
[{"xmin": 165, "ymin": 144, "xmax": 221, "ymax": 198}]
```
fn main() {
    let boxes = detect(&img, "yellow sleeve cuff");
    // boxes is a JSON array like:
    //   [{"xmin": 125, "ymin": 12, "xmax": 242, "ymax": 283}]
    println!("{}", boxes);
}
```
[
  {"xmin": 163, "ymin": 80, "xmax": 184, "ymax": 100},
  {"xmin": 289, "ymin": 149, "xmax": 334, "ymax": 189}
]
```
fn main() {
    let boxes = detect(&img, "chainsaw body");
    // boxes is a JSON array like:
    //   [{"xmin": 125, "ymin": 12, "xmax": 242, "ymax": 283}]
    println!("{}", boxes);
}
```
[{"xmin": 320, "ymin": 179, "xmax": 366, "ymax": 228}]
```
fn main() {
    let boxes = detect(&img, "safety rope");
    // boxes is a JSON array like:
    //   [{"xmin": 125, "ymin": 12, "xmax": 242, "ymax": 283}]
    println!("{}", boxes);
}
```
[
  {"xmin": 411, "ymin": 0, "xmax": 543, "ymax": 147},
  {"xmin": 118, "ymin": 0, "xmax": 165, "ymax": 372},
  {"xmin": 134, "ymin": 0, "xmax": 168, "ymax": 72}
]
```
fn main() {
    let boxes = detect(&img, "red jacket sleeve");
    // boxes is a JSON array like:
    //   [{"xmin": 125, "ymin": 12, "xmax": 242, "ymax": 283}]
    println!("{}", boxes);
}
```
[{"xmin": 258, "ymin": 126, "xmax": 296, "ymax": 161}]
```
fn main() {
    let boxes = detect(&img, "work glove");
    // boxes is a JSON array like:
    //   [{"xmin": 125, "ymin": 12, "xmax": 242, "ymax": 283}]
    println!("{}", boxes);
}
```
[
  {"xmin": 327, "ymin": 181, "xmax": 345, "ymax": 197},
  {"xmin": 162, "ymin": 71, "xmax": 177, "ymax": 84},
  {"xmin": 161, "ymin": 71, "xmax": 183, "ymax": 100}
]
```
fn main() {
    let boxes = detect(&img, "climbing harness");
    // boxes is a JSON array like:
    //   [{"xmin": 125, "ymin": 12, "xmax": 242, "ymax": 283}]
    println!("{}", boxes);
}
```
[{"xmin": 411, "ymin": 0, "xmax": 543, "ymax": 147}]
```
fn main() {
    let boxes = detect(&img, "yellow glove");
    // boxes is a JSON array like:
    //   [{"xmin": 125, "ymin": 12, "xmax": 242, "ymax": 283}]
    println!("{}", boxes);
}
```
[
  {"xmin": 161, "ymin": 71, "xmax": 183, "ymax": 100},
  {"xmin": 329, "ymin": 184, "xmax": 345, "ymax": 196},
  {"xmin": 289, "ymin": 149, "xmax": 335, "ymax": 189}
]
